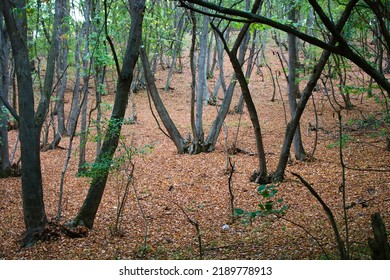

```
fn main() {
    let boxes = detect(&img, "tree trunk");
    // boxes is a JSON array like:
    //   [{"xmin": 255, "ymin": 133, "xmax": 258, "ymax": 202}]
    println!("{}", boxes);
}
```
[
  {"xmin": 210, "ymin": 29, "xmax": 227, "ymax": 102},
  {"xmin": 192, "ymin": 11, "xmax": 209, "ymax": 153},
  {"xmin": 67, "ymin": 21, "xmax": 84, "ymax": 136},
  {"xmin": 0, "ymin": 15, "xmax": 11, "ymax": 176},
  {"xmin": 77, "ymin": 0, "xmax": 92, "ymax": 173},
  {"xmin": 287, "ymin": 3, "xmax": 306, "ymax": 160},
  {"xmin": 1, "ymin": 0, "xmax": 47, "ymax": 246},
  {"xmin": 272, "ymin": 0, "xmax": 358, "ymax": 182},
  {"xmin": 34, "ymin": 0, "xmax": 65, "ymax": 135},
  {"xmin": 51, "ymin": 0, "xmax": 69, "ymax": 148},
  {"xmin": 212, "ymin": 0, "xmax": 268, "ymax": 182},
  {"xmin": 141, "ymin": 48, "xmax": 187, "ymax": 153},
  {"xmin": 164, "ymin": 11, "xmax": 186, "ymax": 92},
  {"xmin": 68, "ymin": 0, "xmax": 146, "ymax": 229},
  {"xmin": 369, "ymin": 212, "xmax": 390, "ymax": 260}
]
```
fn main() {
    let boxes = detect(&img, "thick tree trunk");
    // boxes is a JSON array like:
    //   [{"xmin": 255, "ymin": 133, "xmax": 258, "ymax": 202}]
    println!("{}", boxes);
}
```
[
  {"xmin": 1, "ymin": 0, "xmax": 47, "ymax": 246},
  {"xmin": 369, "ymin": 212, "xmax": 390, "ymax": 260},
  {"xmin": 68, "ymin": 0, "xmax": 145, "ymax": 229}
]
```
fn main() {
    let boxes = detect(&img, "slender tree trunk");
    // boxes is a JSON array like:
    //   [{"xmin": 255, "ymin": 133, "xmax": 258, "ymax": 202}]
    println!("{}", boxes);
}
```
[
  {"xmin": 235, "ymin": 0, "xmax": 253, "ymax": 114},
  {"xmin": 67, "ymin": 22, "xmax": 82, "ymax": 136},
  {"xmin": 192, "ymin": 11, "xmax": 209, "ymax": 153},
  {"xmin": 198, "ymin": 13, "xmax": 210, "ymax": 98},
  {"xmin": 235, "ymin": 28, "xmax": 252, "ymax": 114},
  {"xmin": 189, "ymin": 9, "xmax": 197, "ymax": 146},
  {"xmin": 164, "ymin": 11, "xmax": 185, "ymax": 92},
  {"xmin": 68, "ymin": 0, "xmax": 146, "ymax": 229},
  {"xmin": 34, "ymin": 0, "xmax": 65, "ymax": 135},
  {"xmin": 141, "ymin": 48, "xmax": 187, "ymax": 153},
  {"xmin": 78, "ymin": 0, "xmax": 92, "ymax": 173},
  {"xmin": 52, "ymin": 0, "xmax": 69, "ymax": 148},
  {"xmin": 287, "ymin": 3, "xmax": 306, "ymax": 160},
  {"xmin": 1, "ymin": 0, "xmax": 47, "ymax": 246},
  {"xmin": 210, "ymin": 29, "xmax": 227, "ymax": 102},
  {"xmin": 0, "ymin": 15, "xmax": 10, "ymax": 176}
]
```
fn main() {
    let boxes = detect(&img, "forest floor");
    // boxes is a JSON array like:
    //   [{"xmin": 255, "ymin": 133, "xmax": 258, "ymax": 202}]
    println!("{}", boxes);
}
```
[{"xmin": 0, "ymin": 49, "xmax": 389, "ymax": 260}]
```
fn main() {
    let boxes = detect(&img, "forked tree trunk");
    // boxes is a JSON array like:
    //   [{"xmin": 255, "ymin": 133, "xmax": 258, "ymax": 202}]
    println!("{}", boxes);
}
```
[
  {"xmin": 212, "ymin": 0, "xmax": 268, "ymax": 182},
  {"xmin": 1, "ymin": 0, "xmax": 47, "ymax": 246},
  {"xmin": 140, "ymin": 48, "xmax": 187, "ymax": 154},
  {"xmin": 68, "ymin": 0, "xmax": 146, "ymax": 229},
  {"xmin": 192, "ymin": 11, "xmax": 209, "ymax": 153}
]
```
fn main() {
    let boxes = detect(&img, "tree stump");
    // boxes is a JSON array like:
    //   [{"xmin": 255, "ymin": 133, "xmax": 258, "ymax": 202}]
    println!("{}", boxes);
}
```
[{"xmin": 369, "ymin": 212, "xmax": 390, "ymax": 260}]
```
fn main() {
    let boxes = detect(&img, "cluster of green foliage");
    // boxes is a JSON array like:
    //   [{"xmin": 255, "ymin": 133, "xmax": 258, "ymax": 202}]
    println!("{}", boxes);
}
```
[{"xmin": 234, "ymin": 184, "xmax": 288, "ymax": 225}]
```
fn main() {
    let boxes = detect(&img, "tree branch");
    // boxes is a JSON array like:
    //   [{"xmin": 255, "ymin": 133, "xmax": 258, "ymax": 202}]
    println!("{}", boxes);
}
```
[{"xmin": 291, "ymin": 171, "xmax": 347, "ymax": 259}]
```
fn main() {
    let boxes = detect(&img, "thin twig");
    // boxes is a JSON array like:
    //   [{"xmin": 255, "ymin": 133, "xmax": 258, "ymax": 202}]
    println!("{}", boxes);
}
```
[
  {"xmin": 173, "ymin": 201, "xmax": 203, "ymax": 260},
  {"xmin": 291, "ymin": 171, "xmax": 347, "ymax": 259},
  {"xmin": 281, "ymin": 217, "xmax": 330, "ymax": 259}
]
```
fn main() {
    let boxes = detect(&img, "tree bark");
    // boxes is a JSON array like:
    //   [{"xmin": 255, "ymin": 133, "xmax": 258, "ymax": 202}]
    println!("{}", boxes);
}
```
[
  {"xmin": 78, "ymin": 0, "xmax": 92, "ymax": 173},
  {"xmin": 140, "ymin": 47, "xmax": 187, "ymax": 154},
  {"xmin": 287, "ymin": 3, "xmax": 306, "ymax": 160},
  {"xmin": 0, "ymin": 15, "xmax": 10, "ymax": 176},
  {"xmin": 68, "ymin": 0, "xmax": 146, "ymax": 229},
  {"xmin": 35, "ymin": 0, "xmax": 66, "ymax": 134},
  {"xmin": 1, "ymin": 0, "xmax": 47, "ymax": 246},
  {"xmin": 369, "ymin": 212, "xmax": 390, "ymax": 260},
  {"xmin": 51, "ymin": 0, "xmax": 69, "ymax": 148},
  {"xmin": 192, "ymin": 10, "xmax": 209, "ymax": 153}
]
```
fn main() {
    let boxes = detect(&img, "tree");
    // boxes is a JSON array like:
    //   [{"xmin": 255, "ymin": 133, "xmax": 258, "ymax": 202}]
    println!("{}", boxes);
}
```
[
  {"xmin": 1, "ymin": 0, "xmax": 79, "ymax": 246},
  {"xmin": 0, "ymin": 14, "xmax": 11, "ymax": 177},
  {"xmin": 68, "ymin": 0, "xmax": 146, "ymax": 229},
  {"xmin": 179, "ymin": 0, "xmax": 390, "ymax": 95},
  {"xmin": 272, "ymin": 0, "xmax": 359, "ymax": 181},
  {"xmin": 51, "ymin": 0, "xmax": 70, "ymax": 149},
  {"xmin": 179, "ymin": 0, "xmax": 389, "ymax": 181},
  {"xmin": 211, "ymin": 0, "xmax": 268, "ymax": 182},
  {"xmin": 286, "ymin": 0, "xmax": 305, "ymax": 160},
  {"xmin": 1, "ymin": 0, "xmax": 47, "ymax": 247}
]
